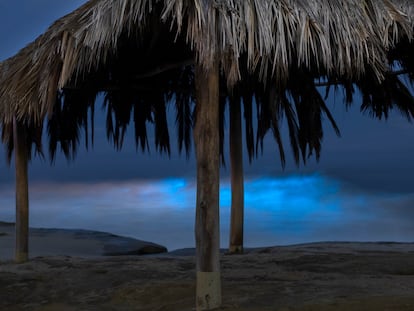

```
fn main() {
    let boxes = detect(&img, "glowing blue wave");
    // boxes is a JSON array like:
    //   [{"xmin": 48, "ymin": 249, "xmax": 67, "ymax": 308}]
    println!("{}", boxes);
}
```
[{"xmin": 0, "ymin": 174, "xmax": 413, "ymax": 250}]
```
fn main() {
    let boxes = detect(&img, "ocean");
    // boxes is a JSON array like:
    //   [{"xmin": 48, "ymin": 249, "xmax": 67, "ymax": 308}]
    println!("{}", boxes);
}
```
[{"xmin": 1, "ymin": 174, "xmax": 413, "ymax": 251}]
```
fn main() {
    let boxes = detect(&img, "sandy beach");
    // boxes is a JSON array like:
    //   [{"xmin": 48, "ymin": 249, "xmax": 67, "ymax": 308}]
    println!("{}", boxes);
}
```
[{"xmin": 1, "ymin": 222, "xmax": 414, "ymax": 310}]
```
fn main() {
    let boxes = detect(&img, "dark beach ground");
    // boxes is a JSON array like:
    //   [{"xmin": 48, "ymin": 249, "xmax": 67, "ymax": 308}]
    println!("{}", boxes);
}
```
[{"xmin": 1, "ymin": 222, "xmax": 414, "ymax": 310}]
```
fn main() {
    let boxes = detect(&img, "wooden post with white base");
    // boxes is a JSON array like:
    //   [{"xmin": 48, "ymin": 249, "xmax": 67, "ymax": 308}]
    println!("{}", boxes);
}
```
[{"xmin": 194, "ymin": 61, "xmax": 221, "ymax": 310}]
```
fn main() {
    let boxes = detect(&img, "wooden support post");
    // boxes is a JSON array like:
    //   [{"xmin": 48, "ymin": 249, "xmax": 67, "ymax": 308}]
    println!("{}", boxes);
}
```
[
  {"xmin": 13, "ymin": 118, "xmax": 29, "ymax": 263},
  {"xmin": 229, "ymin": 98, "xmax": 244, "ymax": 254},
  {"xmin": 194, "ymin": 61, "xmax": 221, "ymax": 310}
]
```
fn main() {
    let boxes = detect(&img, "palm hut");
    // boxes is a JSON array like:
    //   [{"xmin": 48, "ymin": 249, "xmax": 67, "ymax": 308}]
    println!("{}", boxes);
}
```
[{"xmin": 1, "ymin": 1, "xmax": 414, "ymax": 310}]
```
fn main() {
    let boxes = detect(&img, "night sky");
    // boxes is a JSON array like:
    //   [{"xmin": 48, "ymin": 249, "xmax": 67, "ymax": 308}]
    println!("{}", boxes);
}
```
[{"xmin": 1, "ymin": 1, "xmax": 414, "ymax": 248}]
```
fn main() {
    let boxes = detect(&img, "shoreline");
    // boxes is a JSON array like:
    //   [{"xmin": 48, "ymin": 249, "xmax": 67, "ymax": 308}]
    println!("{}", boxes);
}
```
[
  {"xmin": 0, "ymin": 221, "xmax": 168, "ymax": 260},
  {"xmin": 2, "ymin": 221, "xmax": 414, "ymax": 259}
]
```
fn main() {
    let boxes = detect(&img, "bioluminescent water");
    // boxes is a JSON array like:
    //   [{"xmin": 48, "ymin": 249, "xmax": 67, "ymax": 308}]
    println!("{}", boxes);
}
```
[{"xmin": 0, "ymin": 174, "xmax": 413, "ymax": 250}]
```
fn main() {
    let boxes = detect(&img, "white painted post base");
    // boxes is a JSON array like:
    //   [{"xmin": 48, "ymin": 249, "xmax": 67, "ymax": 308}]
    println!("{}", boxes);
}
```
[{"xmin": 196, "ymin": 272, "xmax": 222, "ymax": 310}]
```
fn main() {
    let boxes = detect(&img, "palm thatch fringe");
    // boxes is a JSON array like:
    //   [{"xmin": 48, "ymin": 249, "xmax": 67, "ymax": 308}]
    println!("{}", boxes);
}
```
[{"xmin": 0, "ymin": 0, "xmax": 412, "ymax": 165}]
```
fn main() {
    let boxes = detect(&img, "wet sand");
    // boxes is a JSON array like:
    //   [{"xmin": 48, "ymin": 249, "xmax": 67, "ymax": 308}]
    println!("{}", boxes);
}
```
[{"xmin": 1, "ymin": 222, "xmax": 414, "ymax": 310}]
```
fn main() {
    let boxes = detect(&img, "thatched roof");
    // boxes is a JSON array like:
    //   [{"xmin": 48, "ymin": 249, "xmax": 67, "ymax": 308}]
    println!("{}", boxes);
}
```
[{"xmin": 0, "ymin": 0, "xmax": 414, "ymax": 162}]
